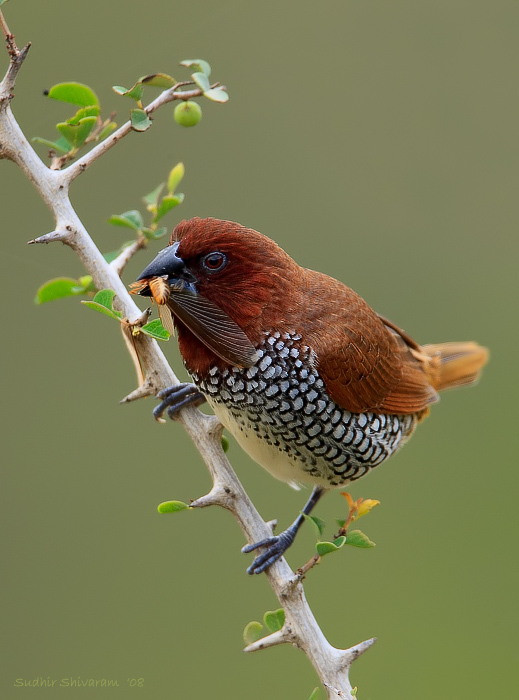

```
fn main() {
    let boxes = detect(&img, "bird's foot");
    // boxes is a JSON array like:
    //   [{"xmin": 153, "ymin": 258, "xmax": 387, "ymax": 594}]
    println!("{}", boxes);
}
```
[
  {"xmin": 242, "ymin": 528, "xmax": 296, "ymax": 575},
  {"xmin": 153, "ymin": 383, "xmax": 206, "ymax": 421}
]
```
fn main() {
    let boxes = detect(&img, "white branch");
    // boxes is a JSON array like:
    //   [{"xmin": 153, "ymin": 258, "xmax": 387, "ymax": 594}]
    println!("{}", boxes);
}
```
[
  {"xmin": 243, "ymin": 628, "xmax": 288, "ymax": 653},
  {"xmin": 0, "ymin": 30, "xmax": 371, "ymax": 699}
]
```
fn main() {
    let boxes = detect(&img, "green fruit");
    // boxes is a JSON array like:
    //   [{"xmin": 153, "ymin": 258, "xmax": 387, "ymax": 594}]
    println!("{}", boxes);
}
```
[{"xmin": 174, "ymin": 101, "xmax": 202, "ymax": 127}]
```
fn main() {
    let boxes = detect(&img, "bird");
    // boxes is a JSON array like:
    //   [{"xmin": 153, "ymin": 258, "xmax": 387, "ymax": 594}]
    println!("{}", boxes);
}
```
[{"xmin": 130, "ymin": 217, "xmax": 488, "ymax": 574}]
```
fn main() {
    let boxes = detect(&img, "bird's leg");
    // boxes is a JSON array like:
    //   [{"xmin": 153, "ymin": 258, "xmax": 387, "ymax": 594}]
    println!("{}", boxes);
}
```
[
  {"xmin": 242, "ymin": 486, "xmax": 325, "ymax": 575},
  {"xmin": 153, "ymin": 383, "xmax": 206, "ymax": 421}
]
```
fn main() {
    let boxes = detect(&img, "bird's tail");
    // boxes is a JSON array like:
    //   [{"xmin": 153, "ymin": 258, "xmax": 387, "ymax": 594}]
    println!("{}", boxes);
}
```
[{"xmin": 418, "ymin": 342, "xmax": 489, "ymax": 392}]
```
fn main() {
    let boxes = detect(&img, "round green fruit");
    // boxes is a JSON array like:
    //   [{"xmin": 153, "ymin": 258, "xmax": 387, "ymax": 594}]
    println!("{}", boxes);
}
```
[{"xmin": 174, "ymin": 101, "xmax": 202, "ymax": 127}]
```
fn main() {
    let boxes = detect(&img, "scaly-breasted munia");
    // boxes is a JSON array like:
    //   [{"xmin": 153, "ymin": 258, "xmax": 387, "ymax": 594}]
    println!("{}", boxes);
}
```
[{"xmin": 131, "ymin": 217, "xmax": 488, "ymax": 574}]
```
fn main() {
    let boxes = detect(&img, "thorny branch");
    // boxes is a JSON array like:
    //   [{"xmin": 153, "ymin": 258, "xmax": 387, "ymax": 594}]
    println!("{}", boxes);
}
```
[{"xmin": 0, "ymin": 16, "xmax": 374, "ymax": 699}]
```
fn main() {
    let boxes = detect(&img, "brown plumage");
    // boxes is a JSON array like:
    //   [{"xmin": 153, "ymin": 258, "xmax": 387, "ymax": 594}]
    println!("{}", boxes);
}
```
[
  {"xmin": 133, "ymin": 217, "xmax": 489, "ymax": 574},
  {"xmin": 167, "ymin": 218, "xmax": 486, "ymax": 412}
]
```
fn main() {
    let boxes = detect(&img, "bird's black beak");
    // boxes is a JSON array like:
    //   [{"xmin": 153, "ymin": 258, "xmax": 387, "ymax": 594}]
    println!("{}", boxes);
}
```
[{"xmin": 136, "ymin": 242, "xmax": 197, "ymax": 295}]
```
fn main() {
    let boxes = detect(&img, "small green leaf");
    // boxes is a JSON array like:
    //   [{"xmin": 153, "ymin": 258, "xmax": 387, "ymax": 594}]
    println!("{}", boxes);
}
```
[
  {"xmin": 35, "ymin": 276, "xmax": 93, "ymax": 304},
  {"xmin": 336, "ymin": 519, "xmax": 347, "ymax": 528},
  {"xmin": 204, "ymin": 88, "xmax": 229, "ymax": 103},
  {"xmin": 75, "ymin": 276, "xmax": 94, "ymax": 292},
  {"xmin": 243, "ymin": 621, "xmax": 263, "ymax": 645},
  {"xmin": 67, "ymin": 106, "xmax": 100, "ymax": 125},
  {"xmin": 301, "ymin": 512, "xmax": 326, "ymax": 538},
  {"xmin": 140, "ymin": 73, "xmax": 177, "ymax": 88},
  {"xmin": 146, "ymin": 226, "xmax": 168, "ymax": 240},
  {"xmin": 180, "ymin": 59, "xmax": 211, "ymax": 77},
  {"xmin": 108, "ymin": 210, "xmax": 144, "ymax": 231},
  {"xmin": 143, "ymin": 183, "xmax": 165, "ymax": 210},
  {"xmin": 345, "ymin": 530, "xmax": 375, "ymax": 548},
  {"xmin": 308, "ymin": 689, "xmax": 321, "ymax": 700},
  {"xmin": 31, "ymin": 136, "xmax": 71, "ymax": 154},
  {"xmin": 191, "ymin": 71, "xmax": 210, "ymax": 93},
  {"xmin": 315, "ymin": 536, "xmax": 347, "ymax": 557},
  {"xmin": 157, "ymin": 500, "xmax": 190, "ymax": 513},
  {"xmin": 153, "ymin": 194, "xmax": 184, "ymax": 223},
  {"xmin": 167, "ymin": 162, "xmax": 185, "ymax": 194},
  {"xmin": 92, "ymin": 289, "xmax": 116, "ymax": 308},
  {"xmin": 56, "ymin": 116, "xmax": 97, "ymax": 149},
  {"xmin": 140, "ymin": 319, "xmax": 170, "ymax": 341},
  {"xmin": 81, "ymin": 301, "xmax": 121, "ymax": 320},
  {"xmin": 130, "ymin": 108, "xmax": 152, "ymax": 132},
  {"xmin": 112, "ymin": 84, "xmax": 144, "ymax": 101},
  {"xmin": 263, "ymin": 608, "xmax": 285, "ymax": 633},
  {"xmin": 81, "ymin": 289, "xmax": 122, "ymax": 320},
  {"xmin": 316, "ymin": 541, "xmax": 340, "ymax": 557},
  {"xmin": 45, "ymin": 82, "xmax": 99, "ymax": 107},
  {"xmin": 221, "ymin": 435, "xmax": 230, "ymax": 452}
]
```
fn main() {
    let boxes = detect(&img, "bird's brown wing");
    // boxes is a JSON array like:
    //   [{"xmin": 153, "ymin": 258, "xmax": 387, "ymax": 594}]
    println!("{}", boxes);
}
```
[{"xmin": 304, "ymin": 272, "xmax": 438, "ymax": 415}]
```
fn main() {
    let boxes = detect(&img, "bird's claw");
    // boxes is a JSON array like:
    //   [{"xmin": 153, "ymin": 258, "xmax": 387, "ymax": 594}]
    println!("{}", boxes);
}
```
[
  {"xmin": 153, "ymin": 383, "xmax": 206, "ymax": 421},
  {"xmin": 242, "ymin": 530, "xmax": 295, "ymax": 575}
]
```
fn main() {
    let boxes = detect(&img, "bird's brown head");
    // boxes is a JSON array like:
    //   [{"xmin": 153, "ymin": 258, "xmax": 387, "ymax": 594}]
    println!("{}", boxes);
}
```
[{"xmin": 132, "ymin": 217, "xmax": 299, "ymax": 375}]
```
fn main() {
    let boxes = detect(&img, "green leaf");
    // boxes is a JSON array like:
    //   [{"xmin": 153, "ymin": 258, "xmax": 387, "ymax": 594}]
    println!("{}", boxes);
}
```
[
  {"xmin": 263, "ymin": 608, "xmax": 285, "ymax": 633},
  {"xmin": 130, "ymin": 108, "xmax": 152, "ymax": 131},
  {"xmin": 157, "ymin": 500, "xmax": 190, "ymax": 513},
  {"xmin": 81, "ymin": 289, "xmax": 122, "ymax": 320},
  {"xmin": 144, "ymin": 226, "xmax": 168, "ymax": 240},
  {"xmin": 315, "ymin": 536, "xmax": 347, "ymax": 557},
  {"xmin": 108, "ymin": 210, "xmax": 143, "ymax": 231},
  {"xmin": 167, "ymin": 162, "xmax": 185, "ymax": 194},
  {"xmin": 243, "ymin": 621, "xmax": 263, "ymax": 645},
  {"xmin": 221, "ymin": 435, "xmax": 230, "ymax": 452},
  {"xmin": 31, "ymin": 136, "xmax": 71, "ymax": 154},
  {"xmin": 204, "ymin": 88, "xmax": 229, "ymax": 103},
  {"xmin": 336, "ymin": 519, "xmax": 347, "ymax": 528},
  {"xmin": 316, "ymin": 541, "xmax": 339, "ymax": 557},
  {"xmin": 301, "ymin": 512, "xmax": 326, "ymax": 538},
  {"xmin": 345, "ymin": 529, "xmax": 375, "ymax": 548},
  {"xmin": 308, "ymin": 689, "xmax": 321, "ymax": 700},
  {"xmin": 191, "ymin": 71, "xmax": 210, "ymax": 92},
  {"xmin": 35, "ymin": 276, "xmax": 93, "ymax": 304},
  {"xmin": 112, "ymin": 84, "xmax": 144, "ymax": 101},
  {"xmin": 45, "ymin": 82, "xmax": 99, "ymax": 107},
  {"xmin": 140, "ymin": 73, "xmax": 177, "ymax": 88},
  {"xmin": 56, "ymin": 116, "xmax": 97, "ymax": 149},
  {"xmin": 67, "ymin": 106, "xmax": 100, "ymax": 125},
  {"xmin": 140, "ymin": 319, "xmax": 170, "ymax": 341},
  {"xmin": 180, "ymin": 59, "xmax": 211, "ymax": 77},
  {"xmin": 153, "ymin": 194, "xmax": 184, "ymax": 223},
  {"xmin": 143, "ymin": 183, "xmax": 165, "ymax": 210}
]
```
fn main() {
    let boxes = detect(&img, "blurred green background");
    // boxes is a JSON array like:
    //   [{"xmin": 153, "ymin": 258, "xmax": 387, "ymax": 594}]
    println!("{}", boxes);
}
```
[{"xmin": 2, "ymin": 1, "xmax": 517, "ymax": 698}]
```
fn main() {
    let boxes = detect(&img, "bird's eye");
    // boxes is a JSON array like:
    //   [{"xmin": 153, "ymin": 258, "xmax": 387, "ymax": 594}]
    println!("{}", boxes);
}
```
[{"xmin": 202, "ymin": 251, "xmax": 227, "ymax": 272}]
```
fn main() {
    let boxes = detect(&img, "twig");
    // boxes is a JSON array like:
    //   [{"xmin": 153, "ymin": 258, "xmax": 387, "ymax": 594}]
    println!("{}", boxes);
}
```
[
  {"xmin": 0, "ymin": 10, "xmax": 30, "ymax": 97},
  {"xmin": 60, "ymin": 83, "xmax": 225, "ymax": 183},
  {"xmin": 110, "ymin": 237, "xmax": 147, "ymax": 276}
]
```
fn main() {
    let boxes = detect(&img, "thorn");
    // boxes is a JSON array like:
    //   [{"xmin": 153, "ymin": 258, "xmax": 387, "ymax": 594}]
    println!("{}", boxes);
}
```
[
  {"xmin": 120, "ymin": 382, "xmax": 156, "ymax": 404},
  {"xmin": 243, "ymin": 628, "xmax": 287, "ymax": 653},
  {"xmin": 341, "ymin": 637, "xmax": 377, "ymax": 667},
  {"xmin": 190, "ymin": 485, "xmax": 228, "ymax": 509},
  {"xmin": 27, "ymin": 230, "xmax": 70, "ymax": 245}
]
